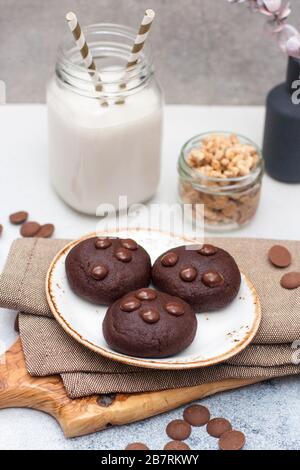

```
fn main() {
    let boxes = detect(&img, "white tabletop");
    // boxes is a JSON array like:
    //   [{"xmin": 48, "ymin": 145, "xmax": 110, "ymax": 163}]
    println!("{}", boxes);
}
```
[{"xmin": 0, "ymin": 104, "xmax": 299, "ymax": 450}]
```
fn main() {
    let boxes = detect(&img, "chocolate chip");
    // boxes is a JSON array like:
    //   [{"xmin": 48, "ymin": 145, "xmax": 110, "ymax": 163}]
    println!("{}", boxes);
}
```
[
  {"xmin": 207, "ymin": 418, "xmax": 232, "ymax": 438},
  {"xmin": 166, "ymin": 419, "xmax": 192, "ymax": 441},
  {"xmin": 14, "ymin": 315, "xmax": 20, "ymax": 333},
  {"xmin": 164, "ymin": 441, "xmax": 191, "ymax": 451},
  {"xmin": 9, "ymin": 211, "xmax": 28, "ymax": 225},
  {"xmin": 91, "ymin": 265, "xmax": 108, "ymax": 280},
  {"xmin": 0, "ymin": 224, "xmax": 3, "ymax": 236},
  {"xmin": 165, "ymin": 302, "xmax": 185, "ymax": 317},
  {"xmin": 20, "ymin": 221, "xmax": 41, "ymax": 237},
  {"xmin": 121, "ymin": 239, "xmax": 138, "ymax": 251},
  {"xmin": 280, "ymin": 272, "xmax": 300, "ymax": 290},
  {"xmin": 219, "ymin": 430, "xmax": 246, "ymax": 451},
  {"xmin": 136, "ymin": 288, "xmax": 157, "ymax": 301},
  {"xmin": 202, "ymin": 271, "xmax": 224, "ymax": 288},
  {"xmin": 140, "ymin": 308, "xmax": 160, "ymax": 324},
  {"xmin": 161, "ymin": 252, "xmax": 179, "ymax": 267},
  {"xmin": 125, "ymin": 442, "xmax": 149, "ymax": 450},
  {"xmin": 198, "ymin": 244, "xmax": 217, "ymax": 256},
  {"xmin": 183, "ymin": 405, "xmax": 210, "ymax": 427},
  {"xmin": 95, "ymin": 238, "xmax": 112, "ymax": 249},
  {"xmin": 115, "ymin": 248, "xmax": 132, "ymax": 263},
  {"xmin": 120, "ymin": 297, "xmax": 141, "ymax": 312},
  {"xmin": 96, "ymin": 394, "xmax": 116, "ymax": 407},
  {"xmin": 180, "ymin": 267, "xmax": 197, "ymax": 282},
  {"xmin": 35, "ymin": 224, "xmax": 55, "ymax": 238},
  {"xmin": 268, "ymin": 245, "xmax": 292, "ymax": 268}
]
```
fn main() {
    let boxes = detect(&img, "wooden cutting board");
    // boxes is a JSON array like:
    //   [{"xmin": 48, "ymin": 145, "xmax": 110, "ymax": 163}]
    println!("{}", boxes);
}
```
[{"xmin": 0, "ymin": 339, "xmax": 264, "ymax": 438}]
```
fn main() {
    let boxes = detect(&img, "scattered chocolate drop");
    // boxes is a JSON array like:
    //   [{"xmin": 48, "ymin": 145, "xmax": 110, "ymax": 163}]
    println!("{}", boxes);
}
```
[
  {"xmin": 115, "ymin": 248, "xmax": 132, "ymax": 263},
  {"xmin": 14, "ymin": 315, "xmax": 20, "ymax": 333},
  {"xmin": 207, "ymin": 418, "xmax": 232, "ymax": 438},
  {"xmin": 219, "ymin": 430, "xmax": 246, "ymax": 451},
  {"xmin": 140, "ymin": 308, "xmax": 160, "ymax": 324},
  {"xmin": 202, "ymin": 271, "xmax": 224, "ymax": 288},
  {"xmin": 268, "ymin": 245, "xmax": 291, "ymax": 268},
  {"xmin": 96, "ymin": 393, "xmax": 116, "ymax": 407},
  {"xmin": 95, "ymin": 238, "xmax": 112, "ymax": 249},
  {"xmin": 20, "ymin": 221, "xmax": 41, "ymax": 238},
  {"xmin": 9, "ymin": 211, "xmax": 28, "ymax": 225},
  {"xmin": 35, "ymin": 223, "xmax": 55, "ymax": 238},
  {"xmin": 120, "ymin": 297, "xmax": 141, "ymax": 312},
  {"xmin": 166, "ymin": 419, "xmax": 192, "ymax": 441},
  {"xmin": 180, "ymin": 267, "xmax": 197, "ymax": 282},
  {"xmin": 198, "ymin": 244, "xmax": 217, "ymax": 256},
  {"xmin": 165, "ymin": 302, "xmax": 185, "ymax": 317},
  {"xmin": 161, "ymin": 252, "xmax": 179, "ymax": 267},
  {"xmin": 0, "ymin": 224, "xmax": 3, "ymax": 236},
  {"xmin": 125, "ymin": 442, "xmax": 149, "ymax": 450},
  {"xmin": 136, "ymin": 288, "xmax": 157, "ymax": 301},
  {"xmin": 121, "ymin": 239, "xmax": 138, "ymax": 251},
  {"xmin": 91, "ymin": 265, "xmax": 108, "ymax": 280},
  {"xmin": 183, "ymin": 404, "xmax": 210, "ymax": 427},
  {"xmin": 164, "ymin": 441, "xmax": 191, "ymax": 450},
  {"xmin": 280, "ymin": 272, "xmax": 300, "ymax": 290}
]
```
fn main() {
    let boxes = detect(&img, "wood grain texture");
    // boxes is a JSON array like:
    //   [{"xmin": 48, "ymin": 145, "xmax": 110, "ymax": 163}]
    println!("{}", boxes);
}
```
[{"xmin": 0, "ymin": 339, "xmax": 263, "ymax": 438}]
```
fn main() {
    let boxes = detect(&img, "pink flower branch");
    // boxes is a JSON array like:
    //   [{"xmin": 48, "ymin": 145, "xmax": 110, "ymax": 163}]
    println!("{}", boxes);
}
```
[{"xmin": 228, "ymin": 0, "xmax": 300, "ymax": 58}]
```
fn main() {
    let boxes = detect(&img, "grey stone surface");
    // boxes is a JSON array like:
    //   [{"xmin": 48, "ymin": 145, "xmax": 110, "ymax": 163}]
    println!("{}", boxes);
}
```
[{"xmin": 1, "ymin": 0, "xmax": 299, "ymax": 104}]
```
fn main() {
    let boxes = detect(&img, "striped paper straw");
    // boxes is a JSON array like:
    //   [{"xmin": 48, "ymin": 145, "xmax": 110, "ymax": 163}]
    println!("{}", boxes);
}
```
[
  {"xmin": 116, "ymin": 9, "xmax": 155, "ymax": 103},
  {"xmin": 127, "ymin": 9, "xmax": 156, "ymax": 68},
  {"xmin": 66, "ymin": 11, "xmax": 105, "ymax": 102}
]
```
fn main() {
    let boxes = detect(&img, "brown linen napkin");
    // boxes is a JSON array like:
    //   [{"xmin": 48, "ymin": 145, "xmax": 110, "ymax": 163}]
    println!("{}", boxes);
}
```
[
  {"xmin": 19, "ymin": 315, "xmax": 297, "ymax": 375},
  {"xmin": 1, "ymin": 237, "xmax": 300, "ymax": 398},
  {"xmin": 61, "ymin": 365, "xmax": 300, "ymax": 398},
  {"xmin": 19, "ymin": 314, "xmax": 300, "ymax": 398}
]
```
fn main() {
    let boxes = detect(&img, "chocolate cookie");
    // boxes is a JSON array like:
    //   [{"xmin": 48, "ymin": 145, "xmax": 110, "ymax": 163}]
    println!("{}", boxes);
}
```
[
  {"xmin": 65, "ymin": 237, "xmax": 151, "ymax": 305},
  {"xmin": 103, "ymin": 289, "xmax": 197, "ymax": 358},
  {"xmin": 152, "ymin": 244, "xmax": 241, "ymax": 312}
]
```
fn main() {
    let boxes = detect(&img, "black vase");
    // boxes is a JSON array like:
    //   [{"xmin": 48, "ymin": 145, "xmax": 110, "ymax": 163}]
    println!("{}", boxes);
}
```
[{"xmin": 263, "ymin": 57, "xmax": 300, "ymax": 183}]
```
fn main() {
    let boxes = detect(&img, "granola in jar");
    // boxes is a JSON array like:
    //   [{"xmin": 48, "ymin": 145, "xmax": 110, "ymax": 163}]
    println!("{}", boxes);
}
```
[{"xmin": 178, "ymin": 133, "xmax": 264, "ymax": 231}]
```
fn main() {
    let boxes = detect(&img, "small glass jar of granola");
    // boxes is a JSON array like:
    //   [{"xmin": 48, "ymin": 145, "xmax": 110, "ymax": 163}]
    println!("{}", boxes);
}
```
[{"xmin": 178, "ymin": 132, "xmax": 264, "ymax": 231}]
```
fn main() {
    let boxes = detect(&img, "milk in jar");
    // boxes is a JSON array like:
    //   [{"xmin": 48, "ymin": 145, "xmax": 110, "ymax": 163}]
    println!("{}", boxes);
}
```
[{"xmin": 47, "ymin": 24, "xmax": 163, "ymax": 215}]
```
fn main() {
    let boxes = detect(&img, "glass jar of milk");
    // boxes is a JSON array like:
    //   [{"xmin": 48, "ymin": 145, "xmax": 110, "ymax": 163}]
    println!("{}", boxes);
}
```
[{"xmin": 47, "ymin": 24, "xmax": 163, "ymax": 215}]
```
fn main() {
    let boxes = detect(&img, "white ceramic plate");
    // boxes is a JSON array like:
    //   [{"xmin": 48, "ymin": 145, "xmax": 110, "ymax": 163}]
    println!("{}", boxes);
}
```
[{"xmin": 46, "ymin": 229, "xmax": 261, "ymax": 370}]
